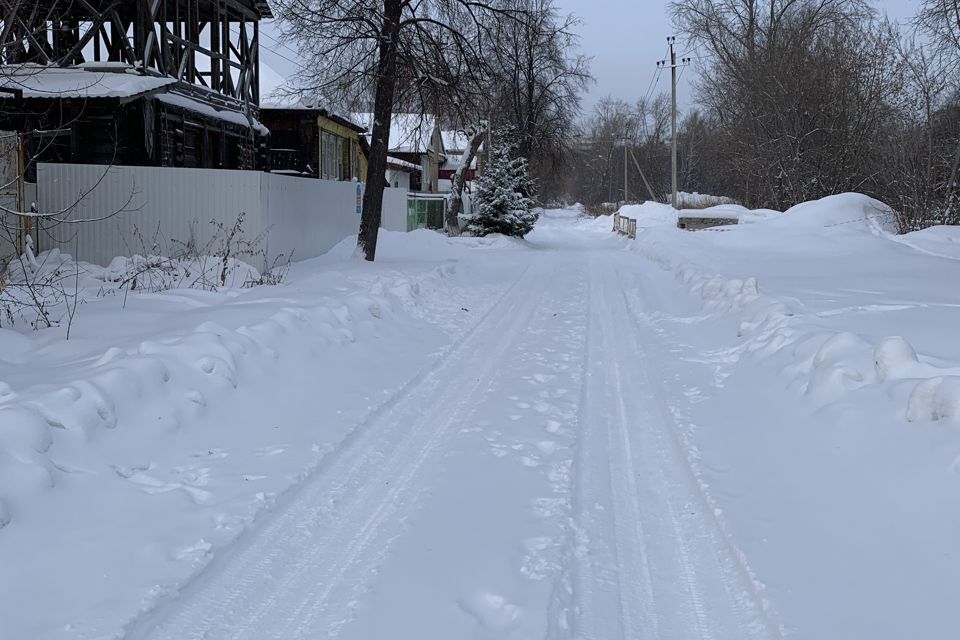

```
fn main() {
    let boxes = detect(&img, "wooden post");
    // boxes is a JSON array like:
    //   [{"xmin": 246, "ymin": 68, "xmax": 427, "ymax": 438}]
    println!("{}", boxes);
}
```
[{"xmin": 16, "ymin": 131, "xmax": 31, "ymax": 254}]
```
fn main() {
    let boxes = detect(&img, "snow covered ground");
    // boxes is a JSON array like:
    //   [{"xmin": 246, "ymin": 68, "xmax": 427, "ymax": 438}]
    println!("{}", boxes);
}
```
[{"xmin": 2, "ymin": 197, "xmax": 960, "ymax": 639}]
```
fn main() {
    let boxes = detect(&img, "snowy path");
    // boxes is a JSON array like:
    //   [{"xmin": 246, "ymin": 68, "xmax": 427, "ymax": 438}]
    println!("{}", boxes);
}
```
[{"xmin": 124, "ymin": 229, "xmax": 778, "ymax": 640}]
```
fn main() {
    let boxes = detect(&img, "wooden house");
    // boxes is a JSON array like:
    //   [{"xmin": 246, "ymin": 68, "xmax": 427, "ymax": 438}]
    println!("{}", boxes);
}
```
[
  {"xmin": 259, "ymin": 104, "xmax": 367, "ymax": 181},
  {"xmin": 0, "ymin": 0, "xmax": 272, "ymax": 176}
]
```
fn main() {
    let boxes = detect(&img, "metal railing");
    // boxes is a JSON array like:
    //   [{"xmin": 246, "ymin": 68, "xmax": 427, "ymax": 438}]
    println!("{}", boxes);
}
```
[{"xmin": 612, "ymin": 211, "xmax": 637, "ymax": 239}]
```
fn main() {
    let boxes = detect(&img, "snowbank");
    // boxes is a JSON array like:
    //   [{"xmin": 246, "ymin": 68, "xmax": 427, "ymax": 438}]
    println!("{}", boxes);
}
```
[
  {"xmin": 630, "ymin": 193, "xmax": 960, "ymax": 424},
  {"xmin": 893, "ymin": 225, "xmax": 960, "ymax": 260},
  {"xmin": 675, "ymin": 191, "xmax": 738, "ymax": 208},
  {"xmin": 618, "ymin": 201, "xmax": 678, "ymax": 228},
  {"xmin": 765, "ymin": 192, "xmax": 899, "ymax": 233}
]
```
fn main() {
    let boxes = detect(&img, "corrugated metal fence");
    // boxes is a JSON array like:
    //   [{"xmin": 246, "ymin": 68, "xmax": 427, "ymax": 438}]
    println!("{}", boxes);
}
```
[{"xmin": 37, "ymin": 163, "xmax": 408, "ymax": 266}]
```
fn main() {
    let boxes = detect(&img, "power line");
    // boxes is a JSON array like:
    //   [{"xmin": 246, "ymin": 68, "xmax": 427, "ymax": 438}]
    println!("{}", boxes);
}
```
[
  {"xmin": 254, "ymin": 25, "xmax": 306, "ymax": 61},
  {"xmin": 640, "ymin": 65, "xmax": 663, "ymax": 104},
  {"xmin": 229, "ymin": 26, "xmax": 306, "ymax": 71},
  {"xmin": 638, "ymin": 43, "xmax": 671, "ymax": 104},
  {"xmin": 678, "ymin": 41, "xmax": 705, "ymax": 59}
]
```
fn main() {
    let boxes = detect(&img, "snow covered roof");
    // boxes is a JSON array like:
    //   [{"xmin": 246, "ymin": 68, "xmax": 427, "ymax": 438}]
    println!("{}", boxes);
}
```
[
  {"xmin": 440, "ymin": 129, "xmax": 470, "ymax": 152},
  {"xmin": 260, "ymin": 100, "xmax": 322, "ymax": 111},
  {"xmin": 441, "ymin": 154, "xmax": 478, "ymax": 171},
  {"xmin": 0, "ymin": 64, "xmax": 176, "ymax": 99},
  {"xmin": 352, "ymin": 113, "xmax": 434, "ymax": 153},
  {"xmin": 387, "ymin": 156, "xmax": 420, "ymax": 172},
  {"xmin": 261, "ymin": 102, "xmax": 366, "ymax": 132},
  {"xmin": 351, "ymin": 112, "xmax": 469, "ymax": 154},
  {"xmin": 157, "ymin": 92, "xmax": 269, "ymax": 135},
  {"xmin": 0, "ymin": 64, "xmax": 266, "ymax": 134}
]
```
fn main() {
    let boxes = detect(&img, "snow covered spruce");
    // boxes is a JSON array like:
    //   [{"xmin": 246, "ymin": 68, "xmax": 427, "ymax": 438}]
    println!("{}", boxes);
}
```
[{"xmin": 464, "ymin": 129, "xmax": 540, "ymax": 238}]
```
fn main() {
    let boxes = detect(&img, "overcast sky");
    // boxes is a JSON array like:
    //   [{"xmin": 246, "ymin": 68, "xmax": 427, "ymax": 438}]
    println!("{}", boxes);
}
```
[{"xmin": 259, "ymin": 1, "xmax": 922, "ymax": 117}]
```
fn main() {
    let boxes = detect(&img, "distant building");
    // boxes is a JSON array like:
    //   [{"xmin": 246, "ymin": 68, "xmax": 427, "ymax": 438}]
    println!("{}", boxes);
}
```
[
  {"xmin": 386, "ymin": 156, "xmax": 418, "ymax": 191},
  {"xmin": 351, "ymin": 112, "xmax": 477, "ymax": 193}
]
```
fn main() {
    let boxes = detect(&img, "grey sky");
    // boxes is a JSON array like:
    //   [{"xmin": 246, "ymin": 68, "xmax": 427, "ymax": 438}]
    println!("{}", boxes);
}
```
[{"xmin": 259, "ymin": 1, "xmax": 922, "ymax": 117}]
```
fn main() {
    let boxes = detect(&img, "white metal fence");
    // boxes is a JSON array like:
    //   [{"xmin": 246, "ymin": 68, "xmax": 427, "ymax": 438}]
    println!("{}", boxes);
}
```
[{"xmin": 36, "ymin": 163, "xmax": 408, "ymax": 267}]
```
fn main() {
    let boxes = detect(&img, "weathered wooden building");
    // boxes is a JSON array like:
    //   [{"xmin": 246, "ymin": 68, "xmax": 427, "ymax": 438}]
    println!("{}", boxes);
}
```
[
  {"xmin": 259, "ymin": 104, "xmax": 367, "ymax": 181},
  {"xmin": 0, "ymin": 0, "xmax": 271, "ymax": 177}
]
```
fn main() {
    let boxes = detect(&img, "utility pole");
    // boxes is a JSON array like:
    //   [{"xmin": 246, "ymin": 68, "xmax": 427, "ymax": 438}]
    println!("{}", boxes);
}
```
[
  {"xmin": 624, "ymin": 138, "xmax": 629, "ymax": 204},
  {"xmin": 658, "ymin": 37, "xmax": 690, "ymax": 209}
]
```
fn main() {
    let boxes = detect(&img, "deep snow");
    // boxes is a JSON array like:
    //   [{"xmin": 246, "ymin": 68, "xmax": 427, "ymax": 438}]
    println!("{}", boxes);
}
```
[{"xmin": 2, "ymin": 198, "xmax": 960, "ymax": 639}]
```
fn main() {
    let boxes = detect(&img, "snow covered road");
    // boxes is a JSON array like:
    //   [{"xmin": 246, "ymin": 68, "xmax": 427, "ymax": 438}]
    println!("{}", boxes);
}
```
[
  {"xmin": 7, "ymin": 202, "xmax": 960, "ymax": 639},
  {"xmin": 124, "ymin": 220, "xmax": 775, "ymax": 640}
]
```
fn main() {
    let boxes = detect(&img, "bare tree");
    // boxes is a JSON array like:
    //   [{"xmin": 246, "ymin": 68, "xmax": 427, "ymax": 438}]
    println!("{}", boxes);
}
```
[
  {"xmin": 670, "ymin": 0, "xmax": 903, "ymax": 209},
  {"xmin": 915, "ymin": 0, "xmax": 960, "ymax": 224},
  {"xmin": 483, "ymin": 0, "xmax": 590, "ymax": 199},
  {"xmin": 916, "ymin": 0, "xmax": 960, "ymax": 71}
]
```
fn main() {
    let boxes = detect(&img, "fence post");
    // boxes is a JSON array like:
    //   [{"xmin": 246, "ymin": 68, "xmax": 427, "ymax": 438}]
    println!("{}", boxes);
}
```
[{"xmin": 613, "ymin": 212, "xmax": 619, "ymax": 233}]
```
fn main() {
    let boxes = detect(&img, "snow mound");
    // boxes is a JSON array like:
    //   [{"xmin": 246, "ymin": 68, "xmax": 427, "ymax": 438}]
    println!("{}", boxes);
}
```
[
  {"xmin": 676, "ymin": 192, "xmax": 738, "ymax": 208},
  {"xmin": 640, "ymin": 230, "xmax": 960, "ymax": 425},
  {"xmin": 894, "ymin": 226, "xmax": 960, "ymax": 261},
  {"xmin": 906, "ymin": 377, "xmax": 960, "ymax": 423},
  {"xmin": 770, "ymin": 193, "xmax": 899, "ymax": 233},
  {"xmin": 873, "ymin": 337, "xmax": 920, "ymax": 382},
  {"xmin": 617, "ymin": 202, "xmax": 678, "ymax": 228}
]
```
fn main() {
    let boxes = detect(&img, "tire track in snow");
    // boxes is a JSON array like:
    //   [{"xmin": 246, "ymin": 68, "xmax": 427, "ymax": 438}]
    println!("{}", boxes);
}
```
[
  {"xmin": 565, "ymin": 255, "xmax": 780, "ymax": 640},
  {"xmin": 565, "ymin": 257, "xmax": 659, "ymax": 640},
  {"xmin": 125, "ymin": 262, "xmax": 554, "ymax": 640},
  {"xmin": 619, "ymin": 275, "xmax": 786, "ymax": 640}
]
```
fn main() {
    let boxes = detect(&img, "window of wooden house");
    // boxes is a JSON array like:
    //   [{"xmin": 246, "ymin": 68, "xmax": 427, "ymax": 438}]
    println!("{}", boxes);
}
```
[
  {"xmin": 183, "ymin": 124, "xmax": 201, "ymax": 168},
  {"xmin": 341, "ymin": 137, "xmax": 351, "ymax": 180},
  {"xmin": 320, "ymin": 129, "xmax": 353, "ymax": 180}
]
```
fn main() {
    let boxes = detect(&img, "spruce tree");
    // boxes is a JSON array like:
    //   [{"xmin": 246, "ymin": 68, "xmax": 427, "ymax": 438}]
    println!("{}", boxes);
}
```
[{"xmin": 466, "ymin": 130, "xmax": 539, "ymax": 237}]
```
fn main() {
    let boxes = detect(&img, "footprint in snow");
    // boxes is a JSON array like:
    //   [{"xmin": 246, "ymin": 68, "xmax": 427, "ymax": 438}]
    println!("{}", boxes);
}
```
[
  {"xmin": 489, "ymin": 444, "xmax": 509, "ymax": 458},
  {"xmin": 118, "ymin": 466, "xmax": 213, "ymax": 504},
  {"xmin": 536, "ymin": 441, "xmax": 558, "ymax": 455},
  {"xmin": 174, "ymin": 539, "xmax": 212, "ymax": 561},
  {"xmin": 255, "ymin": 445, "xmax": 286, "ymax": 457},
  {"xmin": 191, "ymin": 448, "xmax": 228, "ymax": 459},
  {"xmin": 458, "ymin": 591, "xmax": 522, "ymax": 632}
]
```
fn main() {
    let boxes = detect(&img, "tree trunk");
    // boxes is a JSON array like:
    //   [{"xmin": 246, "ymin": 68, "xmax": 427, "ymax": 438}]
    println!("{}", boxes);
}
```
[
  {"xmin": 357, "ymin": 0, "xmax": 402, "ymax": 262},
  {"xmin": 444, "ymin": 124, "xmax": 487, "ymax": 236}
]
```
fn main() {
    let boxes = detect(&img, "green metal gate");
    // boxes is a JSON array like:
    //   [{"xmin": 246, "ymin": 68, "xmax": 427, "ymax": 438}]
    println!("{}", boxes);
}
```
[{"xmin": 407, "ymin": 195, "xmax": 447, "ymax": 231}]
